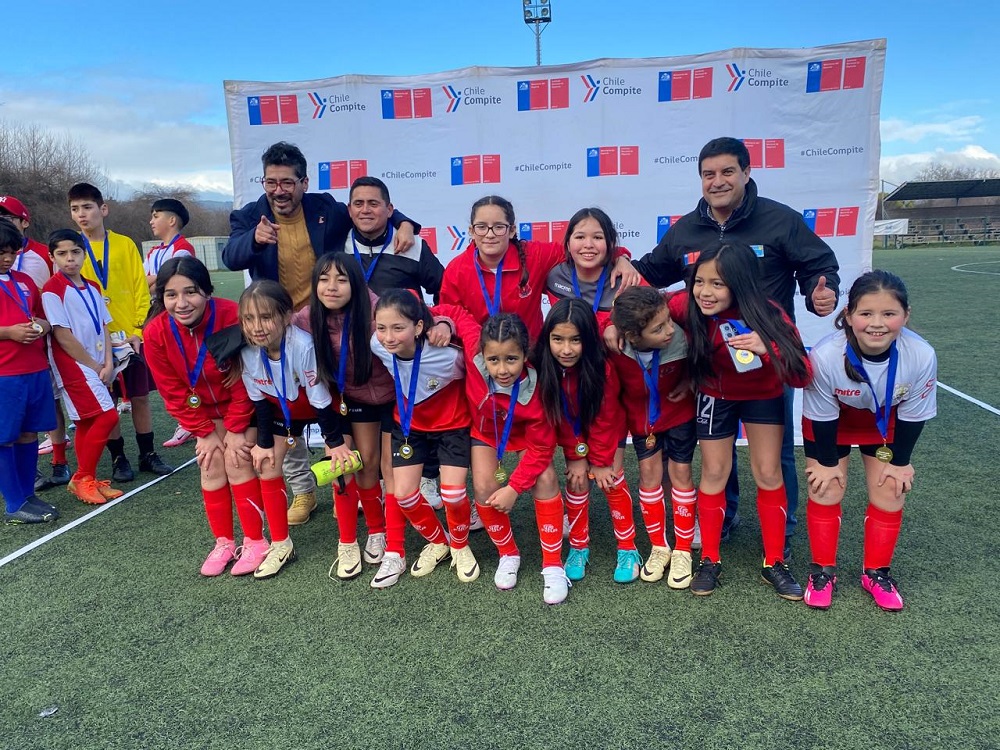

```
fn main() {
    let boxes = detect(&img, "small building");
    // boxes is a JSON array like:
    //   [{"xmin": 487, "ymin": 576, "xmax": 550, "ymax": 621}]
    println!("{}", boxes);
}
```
[{"xmin": 884, "ymin": 179, "xmax": 1000, "ymax": 246}]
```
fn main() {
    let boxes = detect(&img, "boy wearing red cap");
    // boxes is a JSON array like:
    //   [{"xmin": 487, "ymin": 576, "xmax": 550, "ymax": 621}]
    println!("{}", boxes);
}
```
[{"xmin": 0, "ymin": 196, "xmax": 52, "ymax": 289}]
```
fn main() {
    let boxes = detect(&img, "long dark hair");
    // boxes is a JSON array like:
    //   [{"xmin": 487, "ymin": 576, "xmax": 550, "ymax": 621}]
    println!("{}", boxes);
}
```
[
  {"xmin": 836, "ymin": 269, "xmax": 909, "ymax": 383},
  {"xmin": 533, "ymin": 298, "xmax": 606, "ymax": 429},
  {"xmin": 374, "ymin": 288, "xmax": 435, "ymax": 342},
  {"xmin": 686, "ymin": 243, "xmax": 809, "ymax": 385},
  {"xmin": 147, "ymin": 256, "xmax": 214, "ymax": 323},
  {"xmin": 563, "ymin": 207, "xmax": 618, "ymax": 271},
  {"xmin": 470, "ymin": 195, "xmax": 529, "ymax": 292},
  {"xmin": 309, "ymin": 252, "xmax": 372, "ymax": 388}
]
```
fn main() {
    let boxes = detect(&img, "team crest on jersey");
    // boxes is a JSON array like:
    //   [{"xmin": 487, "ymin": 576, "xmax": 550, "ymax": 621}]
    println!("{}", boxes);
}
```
[
  {"xmin": 518, "ymin": 283, "xmax": 533, "ymax": 299},
  {"xmin": 894, "ymin": 384, "xmax": 909, "ymax": 400},
  {"xmin": 427, "ymin": 377, "xmax": 440, "ymax": 390}
]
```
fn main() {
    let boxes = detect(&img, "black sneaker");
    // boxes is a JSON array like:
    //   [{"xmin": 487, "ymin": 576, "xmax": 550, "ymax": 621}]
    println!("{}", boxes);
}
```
[
  {"xmin": 113, "ymin": 455, "xmax": 136, "ymax": 483},
  {"xmin": 4, "ymin": 502, "xmax": 53, "ymax": 524},
  {"xmin": 691, "ymin": 557, "xmax": 722, "ymax": 596},
  {"xmin": 139, "ymin": 452, "xmax": 174, "ymax": 476},
  {"xmin": 761, "ymin": 560, "xmax": 804, "ymax": 601},
  {"xmin": 34, "ymin": 463, "xmax": 71, "ymax": 491},
  {"xmin": 24, "ymin": 495, "xmax": 60, "ymax": 520}
]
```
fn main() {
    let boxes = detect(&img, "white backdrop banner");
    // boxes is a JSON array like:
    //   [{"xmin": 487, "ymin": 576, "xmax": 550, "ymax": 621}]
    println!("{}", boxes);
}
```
[{"xmin": 224, "ymin": 38, "xmax": 885, "ymax": 354}]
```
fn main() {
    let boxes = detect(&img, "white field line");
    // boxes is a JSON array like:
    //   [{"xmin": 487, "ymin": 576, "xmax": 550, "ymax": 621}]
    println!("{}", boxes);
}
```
[
  {"xmin": 937, "ymin": 381, "xmax": 1000, "ymax": 417},
  {"xmin": 951, "ymin": 261, "xmax": 1000, "ymax": 275}
]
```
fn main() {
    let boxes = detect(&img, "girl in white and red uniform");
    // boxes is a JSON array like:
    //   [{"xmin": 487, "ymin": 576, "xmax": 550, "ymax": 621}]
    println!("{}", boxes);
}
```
[
  {"xmin": 144, "ymin": 256, "xmax": 268, "ymax": 577},
  {"xmin": 802, "ymin": 270, "xmax": 936, "ymax": 612},
  {"xmin": 369, "ymin": 288, "xmax": 477, "ymax": 590},
  {"xmin": 533, "ymin": 298, "xmax": 639, "ymax": 585},
  {"xmin": 238, "ymin": 280, "xmax": 355, "ymax": 580},
  {"xmin": 673, "ymin": 242, "xmax": 812, "ymax": 600}
]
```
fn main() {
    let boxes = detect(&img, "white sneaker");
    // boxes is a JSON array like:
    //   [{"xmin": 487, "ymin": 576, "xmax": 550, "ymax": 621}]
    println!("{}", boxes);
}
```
[
  {"xmin": 253, "ymin": 539, "xmax": 296, "ymax": 580},
  {"xmin": 494, "ymin": 555, "xmax": 521, "ymax": 590},
  {"xmin": 410, "ymin": 542, "xmax": 450, "ymax": 577},
  {"xmin": 469, "ymin": 503, "xmax": 484, "ymax": 531},
  {"xmin": 667, "ymin": 549, "xmax": 693, "ymax": 590},
  {"xmin": 364, "ymin": 532, "xmax": 386, "ymax": 564},
  {"xmin": 692, "ymin": 519, "xmax": 703, "ymax": 551},
  {"xmin": 162, "ymin": 424, "xmax": 193, "ymax": 448},
  {"xmin": 370, "ymin": 552, "xmax": 406, "ymax": 589},
  {"xmin": 450, "ymin": 545, "xmax": 480, "ymax": 583},
  {"xmin": 330, "ymin": 541, "xmax": 362, "ymax": 580},
  {"xmin": 420, "ymin": 476, "xmax": 443, "ymax": 509},
  {"xmin": 541, "ymin": 565, "xmax": 571, "ymax": 605}
]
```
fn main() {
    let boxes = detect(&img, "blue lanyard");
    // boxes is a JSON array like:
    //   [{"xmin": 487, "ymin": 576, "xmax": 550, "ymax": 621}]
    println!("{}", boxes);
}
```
[
  {"xmin": 571, "ymin": 265, "xmax": 609, "ymax": 315},
  {"xmin": 714, "ymin": 316, "xmax": 752, "ymax": 335},
  {"xmin": 336, "ymin": 311, "xmax": 351, "ymax": 394},
  {"xmin": 80, "ymin": 232, "xmax": 110, "ymax": 290},
  {"xmin": 845, "ymin": 340, "xmax": 899, "ymax": 444},
  {"xmin": 260, "ymin": 336, "xmax": 293, "ymax": 433},
  {"xmin": 392, "ymin": 343, "xmax": 423, "ymax": 440},
  {"xmin": 15, "ymin": 237, "xmax": 27, "ymax": 271},
  {"xmin": 638, "ymin": 348, "xmax": 661, "ymax": 430},
  {"xmin": 151, "ymin": 234, "xmax": 181, "ymax": 272},
  {"xmin": 474, "ymin": 253, "xmax": 505, "ymax": 316},
  {"xmin": 351, "ymin": 226, "xmax": 393, "ymax": 285},
  {"xmin": 62, "ymin": 273, "xmax": 102, "ymax": 337},
  {"xmin": 559, "ymin": 371, "xmax": 583, "ymax": 440},
  {"xmin": 490, "ymin": 375, "xmax": 521, "ymax": 463},
  {"xmin": 0, "ymin": 274, "xmax": 31, "ymax": 320},
  {"xmin": 168, "ymin": 299, "xmax": 216, "ymax": 392}
]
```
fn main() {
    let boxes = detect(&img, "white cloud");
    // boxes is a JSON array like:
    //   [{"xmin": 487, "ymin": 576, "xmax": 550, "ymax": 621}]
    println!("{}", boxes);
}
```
[
  {"xmin": 880, "ymin": 145, "xmax": 1000, "ymax": 184},
  {"xmin": 881, "ymin": 115, "xmax": 984, "ymax": 144}
]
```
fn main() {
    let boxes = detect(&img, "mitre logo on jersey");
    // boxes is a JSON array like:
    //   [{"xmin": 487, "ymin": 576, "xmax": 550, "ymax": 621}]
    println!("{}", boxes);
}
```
[
  {"xmin": 742, "ymin": 138, "xmax": 785, "ymax": 169},
  {"xmin": 450, "ymin": 155, "xmax": 501, "ymax": 186},
  {"xmin": 419, "ymin": 228, "xmax": 438, "ymax": 255},
  {"xmin": 517, "ymin": 77, "xmax": 569, "ymax": 111},
  {"xmin": 447, "ymin": 225, "xmax": 467, "ymax": 253},
  {"xmin": 317, "ymin": 160, "xmax": 368, "ymax": 191},
  {"xmin": 247, "ymin": 95, "xmax": 299, "ymax": 125},
  {"xmin": 656, "ymin": 215, "xmax": 684, "ymax": 242},
  {"xmin": 381, "ymin": 88, "xmax": 433, "ymax": 119},
  {"xmin": 658, "ymin": 67, "xmax": 713, "ymax": 101},
  {"xmin": 586, "ymin": 146, "xmax": 639, "ymax": 177},
  {"xmin": 518, "ymin": 220, "xmax": 569, "ymax": 244},
  {"xmin": 802, "ymin": 207, "xmax": 859, "ymax": 237},
  {"xmin": 806, "ymin": 57, "xmax": 867, "ymax": 93}
]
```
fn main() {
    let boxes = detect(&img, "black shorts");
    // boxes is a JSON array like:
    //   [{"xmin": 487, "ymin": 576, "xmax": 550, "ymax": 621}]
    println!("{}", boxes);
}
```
[
  {"xmin": 113, "ymin": 355, "xmax": 155, "ymax": 399},
  {"xmin": 695, "ymin": 393, "xmax": 785, "ymax": 440},
  {"xmin": 803, "ymin": 440, "xmax": 885, "ymax": 462},
  {"xmin": 632, "ymin": 419, "xmax": 697, "ymax": 463},
  {"xmin": 343, "ymin": 396, "xmax": 394, "ymax": 432},
  {"xmin": 391, "ymin": 425, "xmax": 470, "ymax": 469},
  {"xmin": 270, "ymin": 417, "xmax": 314, "ymax": 441}
]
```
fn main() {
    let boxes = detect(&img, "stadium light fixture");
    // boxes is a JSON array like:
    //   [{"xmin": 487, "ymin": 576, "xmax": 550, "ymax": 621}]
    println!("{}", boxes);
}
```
[{"xmin": 522, "ymin": 0, "xmax": 552, "ymax": 66}]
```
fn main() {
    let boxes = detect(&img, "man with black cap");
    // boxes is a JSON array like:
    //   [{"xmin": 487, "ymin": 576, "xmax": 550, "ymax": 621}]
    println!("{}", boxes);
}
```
[{"xmin": 146, "ymin": 198, "xmax": 195, "ymax": 292}]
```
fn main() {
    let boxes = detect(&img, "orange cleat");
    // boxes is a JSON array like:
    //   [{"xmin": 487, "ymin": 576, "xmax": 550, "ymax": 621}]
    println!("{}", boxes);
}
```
[{"xmin": 67, "ymin": 476, "xmax": 108, "ymax": 505}]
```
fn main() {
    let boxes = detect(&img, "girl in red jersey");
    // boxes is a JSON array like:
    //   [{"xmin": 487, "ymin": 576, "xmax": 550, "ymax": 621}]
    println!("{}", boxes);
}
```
[
  {"xmin": 369, "ymin": 288, "xmax": 477, "ymax": 590},
  {"xmin": 674, "ymin": 242, "xmax": 812, "ymax": 600},
  {"xmin": 801, "ymin": 271, "xmax": 936, "ymax": 612},
  {"xmin": 440, "ymin": 196, "xmax": 638, "ymax": 343},
  {"xmin": 294, "ymin": 252, "xmax": 391, "ymax": 581},
  {"xmin": 145, "ymin": 256, "xmax": 269, "ymax": 577},
  {"xmin": 608, "ymin": 286, "xmax": 699, "ymax": 589},
  {"xmin": 237, "ymin": 280, "xmax": 355, "ymax": 580},
  {"xmin": 454, "ymin": 311, "xmax": 566, "ymax": 604},
  {"xmin": 533, "ymin": 298, "xmax": 641, "ymax": 584}
]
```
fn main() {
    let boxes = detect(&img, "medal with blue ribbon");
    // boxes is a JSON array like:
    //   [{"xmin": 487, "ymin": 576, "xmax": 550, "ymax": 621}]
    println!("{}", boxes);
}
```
[
  {"xmin": 151, "ymin": 234, "xmax": 181, "ymax": 273},
  {"xmin": 351, "ymin": 226, "xmax": 393, "ymax": 285},
  {"xmin": 475, "ymin": 254, "xmax": 505, "ymax": 317},
  {"xmin": 0, "ymin": 273, "xmax": 34, "ymax": 327},
  {"xmin": 722, "ymin": 317, "xmax": 756, "ymax": 365},
  {"xmin": 560, "ymin": 374, "xmax": 588, "ymax": 458},
  {"xmin": 63, "ymin": 272, "xmax": 104, "ymax": 350},
  {"xmin": 336, "ymin": 312, "xmax": 351, "ymax": 416},
  {"xmin": 392, "ymin": 343, "xmax": 423, "ymax": 460},
  {"xmin": 169, "ymin": 299, "xmax": 216, "ymax": 408},
  {"xmin": 490, "ymin": 376, "xmax": 521, "ymax": 484},
  {"xmin": 640, "ymin": 349, "xmax": 661, "ymax": 449},
  {"xmin": 260, "ymin": 336, "xmax": 297, "ymax": 446},
  {"xmin": 571, "ymin": 265, "xmax": 609, "ymax": 315},
  {"xmin": 845, "ymin": 340, "xmax": 899, "ymax": 462},
  {"xmin": 80, "ymin": 232, "xmax": 110, "ymax": 291}
]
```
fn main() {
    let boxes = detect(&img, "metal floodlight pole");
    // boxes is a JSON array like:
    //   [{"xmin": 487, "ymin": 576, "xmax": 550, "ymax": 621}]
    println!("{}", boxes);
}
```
[{"xmin": 522, "ymin": 0, "xmax": 552, "ymax": 66}]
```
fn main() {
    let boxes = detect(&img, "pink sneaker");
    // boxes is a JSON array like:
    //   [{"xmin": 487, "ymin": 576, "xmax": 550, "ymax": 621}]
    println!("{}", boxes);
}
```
[
  {"xmin": 862, "ymin": 567, "xmax": 904, "ymax": 611},
  {"xmin": 803, "ymin": 564, "xmax": 837, "ymax": 610},
  {"xmin": 38, "ymin": 436, "xmax": 71, "ymax": 455},
  {"xmin": 231, "ymin": 538, "xmax": 270, "ymax": 576},
  {"xmin": 163, "ymin": 425, "xmax": 193, "ymax": 448},
  {"xmin": 200, "ymin": 537, "xmax": 236, "ymax": 576}
]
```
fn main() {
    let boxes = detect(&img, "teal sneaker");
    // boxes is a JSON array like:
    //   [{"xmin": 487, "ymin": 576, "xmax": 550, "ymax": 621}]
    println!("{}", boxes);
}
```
[
  {"xmin": 613, "ymin": 549, "xmax": 641, "ymax": 583},
  {"xmin": 565, "ymin": 547, "xmax": 589, "ymax": 581}
]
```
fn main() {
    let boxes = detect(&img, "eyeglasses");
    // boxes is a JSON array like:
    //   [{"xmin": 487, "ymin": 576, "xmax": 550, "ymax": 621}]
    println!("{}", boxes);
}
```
[
  {"xmin": 262, "ymin": 177, "xmax": 304, "ymax": 192},
  {"xmin": 471, "ymin": 223, "xmax": 511, "ymax": 237}
]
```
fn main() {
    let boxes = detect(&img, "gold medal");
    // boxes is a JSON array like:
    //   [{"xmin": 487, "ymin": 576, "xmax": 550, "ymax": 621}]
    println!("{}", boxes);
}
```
[
  {"xmin": 96, "ymin": 340, "xmax": 104, "ymax": 353},
  {"xmin": 339, "ymin": 400, "xmax": 348, "ymax": 417},
  {"xmin": 645, "ymin": 434, "xmax": 656, "ymax": 450},
  {"xmin": 286, "ymin": 436, "xmax": 296, "ymax": 447},
  {"xmin": 574, "ymin": 441, "xmax": 589, "ymax": 458},
  {"xmin": 186, "ymin": 391, "xmax": 201, "ymax": 408},
  {"xmin": 735, "ymin": 349, "xmax": 755, "ymax": 364},
  {"xmin": 494, "ymin": 466, "xmax": 508, "ymax": 485},
  {"xmin": 399, "ymin": 442, "xmax": 414, "ymax": 460},
  {"xmin": 875, "ymin": 444, "xmax": 893, "ymax": 463},
  {"xmin": 30, "ymin": 321, "xmax": 43, "ymax": 334}
]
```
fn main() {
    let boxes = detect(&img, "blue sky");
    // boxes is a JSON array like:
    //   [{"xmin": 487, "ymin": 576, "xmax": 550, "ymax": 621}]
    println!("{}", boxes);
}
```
[{"xmin": 2, "ymin": 0, "xmax": 995, "ymax": 200}]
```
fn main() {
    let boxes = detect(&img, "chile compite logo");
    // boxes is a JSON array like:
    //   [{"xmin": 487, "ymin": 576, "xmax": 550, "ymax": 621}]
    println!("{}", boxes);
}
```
[
  {"xmin": 443, "ymin": 85, "xmax": 461, "ymax": 113},
  {"xmin": 308, "ymin": 92, "xmax": 326, "ymax": 119},
  {"xmin": 581, "ymin": 75, "xmax": 599, "ymax": 103},
  {"xmin": 726, "ymin": 64, "xmax": 746, "ymax": 92},
  {"xmin": 447, "ymin": 226, "xmax": 467, "ymax": 253}
]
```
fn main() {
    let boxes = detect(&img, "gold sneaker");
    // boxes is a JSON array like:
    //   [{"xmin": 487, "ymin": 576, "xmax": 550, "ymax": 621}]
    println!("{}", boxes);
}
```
[
  {"xmin": 667, "ymin": 549, "xmax": 693, "ymax": 589},
  {"xmin": 287, "ymin": 492, "xmax": 317, "ymax": 525},
  {"xmin": 410, "ymin": 542, "xmax": 450, "ymax": 577},
  {"xmin": 253, "ymin": 539, "xmax": 296, "ymax": 579},
  {"xmin": 640, "ymin": 545, "xmax": 672, "ymax": 582},
  {"xmin": 450, "ymin": 545, "xmax": 480, "ymax": 583}
]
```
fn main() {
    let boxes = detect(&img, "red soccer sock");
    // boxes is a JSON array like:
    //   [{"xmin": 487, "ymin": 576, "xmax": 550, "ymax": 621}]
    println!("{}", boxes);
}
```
[
  {"xmin": 397, "ymin": 488, "xmax": 447, "ymax": 545},
  {"xmin": 671, "ymin": 486, "xmax": 697, "ymax": 553},
  {"xmin": 260, "ymin": 476, "xmax": 290, "ymax": 543},
  {"xmin": 384, "ymin": 493, "xmax": 406, "ymax": 556},
  {"xmin": 475, "ymin": 501, "xmax": 519, "ymax": 557},
  {"xmin": 638, "ymin": 485, "xmax": 668, "ymax": 548},
  {"xmin": 604, "ymin": 474, "xmax": 637, "ymax": 550},
  {"xmin": 230, "ymin": 478, "xmax": 265, "ymax": 540},
  {"xmin": 74, "ymin": 409, "xmax": 118, "ymax": 478},
  {"xmin": 52, "ymin": 439, "xmax": 68, "ymax": 465},
  {"xmin": 201, "ymin": 485, "xmax": 234, "ymax": 540},
  {"xmin": 565, "ymin": 488, "xmax": 590, "ymax": 550},
  {"xmin": 441, "ymin": 484, "xmax": 471, "ymax": 549},
  {"xmin": 697, "ymin": 489, "xmax": 726, "ymax": 563},
  {"xmin": 334, "ymin": 478, "xmax": 360, "ymax": 544},
  {"xmin": 863, "ymin": 503, "xmax": 903, "ymax": 570},
  {"xmin": 807, "ymin": 499, "xmax": 843, "ymax": 567},
  {"xmin": 357, "ymin": 484, "xmax": 386, "ymax": 535},
  {"xmin": 757, "ymin": 485, "xmax": 789, "ymax": 565},
  {"xmin": 534, "ymin": 494, "xmax": 564, "ymax": 568}
]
